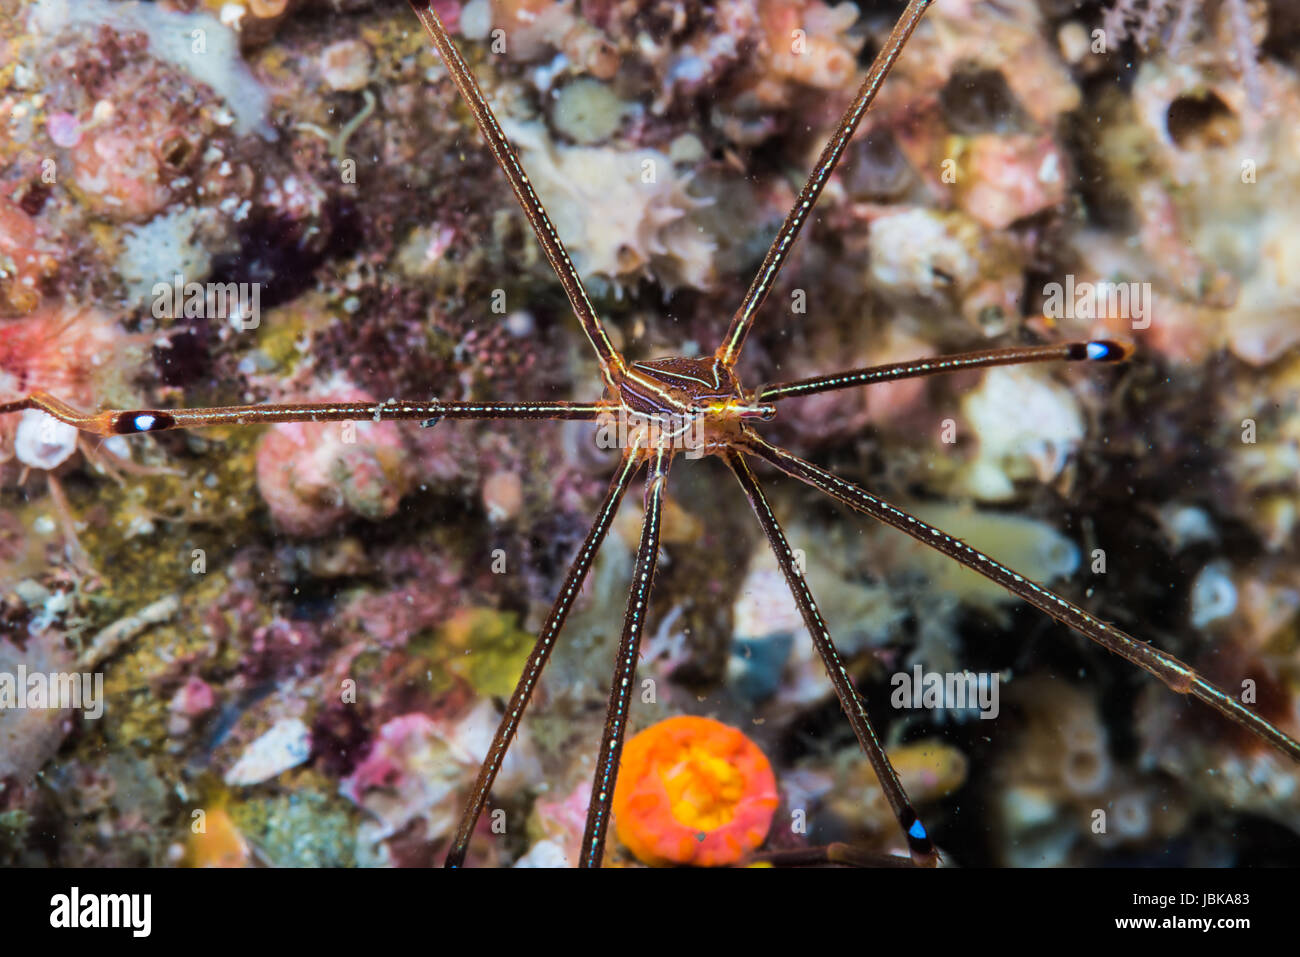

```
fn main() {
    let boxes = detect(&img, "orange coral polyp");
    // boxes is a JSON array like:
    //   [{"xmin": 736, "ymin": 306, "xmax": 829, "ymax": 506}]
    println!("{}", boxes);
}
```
[{"xmin": 613, "ymin": 716, "xmax": 779, "ymax": 866}]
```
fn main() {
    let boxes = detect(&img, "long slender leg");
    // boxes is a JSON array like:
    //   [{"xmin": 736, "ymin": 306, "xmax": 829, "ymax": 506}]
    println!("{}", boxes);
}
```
[
  {"xmin": 743, "ymin": 433, "xmax": 1300, "ymax": 762},
  {"xmin": 758, "ymin": 340, "xmax": 1131, "ymax": 403},
  {"xmin": 0, "ymin": 391, "xmax": 606, "ymax": 435},
  {"xmin": 445, "ymin": 451, "xmax": 642, "ymax": 867},
  {"xmin": 580, "ymin": 446, "xmax": 672, "ymax": 868},
  {"xmin": 408, "ymin": 1, "xmax": 626, "ymax": 387},
  {"xmin": 716, "ymin": 0, "xmax": 933, "ymax": 367},
  {"xmin": 725, "ymin": 450, "xmax": 937, "ymax": 867},
  {"xmin": 750, "ymin": 843, "xmax": 919, "ymax": 868}
]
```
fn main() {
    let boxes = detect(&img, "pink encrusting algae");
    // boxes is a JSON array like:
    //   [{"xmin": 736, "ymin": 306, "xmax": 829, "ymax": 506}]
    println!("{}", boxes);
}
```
[{"xmin": 254, "ymin": 379, "xmax": 416, "ymax": 536}]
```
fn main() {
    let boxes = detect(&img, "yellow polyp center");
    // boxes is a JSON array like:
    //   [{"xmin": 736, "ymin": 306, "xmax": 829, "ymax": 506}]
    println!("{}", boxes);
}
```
[{"xmin": 660, "ymin": 742, "xmax": 747, "ymax": 832}]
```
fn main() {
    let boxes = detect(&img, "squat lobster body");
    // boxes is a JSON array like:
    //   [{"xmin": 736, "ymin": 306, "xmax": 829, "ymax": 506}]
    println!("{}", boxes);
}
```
[{"xmin": 612, "ymin": 356, "xmax": 774, "ymax": 455}]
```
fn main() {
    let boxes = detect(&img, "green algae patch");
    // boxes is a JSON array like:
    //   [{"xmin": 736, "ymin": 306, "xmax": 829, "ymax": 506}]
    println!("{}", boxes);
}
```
[
  {"xmin": 228, "ymin": 780, "xmax": 359, "ymax": 868},
  {"xmin": 434, "ymin": 606, "xmax": 535, "ymax": 699}
]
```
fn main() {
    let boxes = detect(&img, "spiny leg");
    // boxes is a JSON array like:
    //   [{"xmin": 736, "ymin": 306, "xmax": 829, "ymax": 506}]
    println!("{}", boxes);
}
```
[
  {"xmin": 725, "ymin": 450, "xmax": 937, "ymax": 867},
  {"xmin": 758, "ymin": 340, "xmax": 1131, "ymax": 403},
  {"xmin": 0, "ymin": 391, "xmax": 606, "ymax": 435},
  {"xmin": 408, "ymin": 1, "xmax": 626, "ymax": 387},
  {"xmin": 717, "ymin": 0, "xmax": 934, "ymax": 367},
  {"xmin": 445, "ymin": 451, "xmax": 642, "ymax": 867},
  {"xmin": 580, "ymin": 446, "xmax": 672, "ymax": 868},
  {"xmin": 742, "ymin": 433, "xmax": 1300, "ymax": 762}
]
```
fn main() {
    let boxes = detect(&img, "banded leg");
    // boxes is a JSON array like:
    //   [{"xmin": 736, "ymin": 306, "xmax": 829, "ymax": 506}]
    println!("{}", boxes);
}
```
[
  {"xmin": 717, "ymin": 0, "xmax": 934, "ymax": 366},
  {"xmin": 445, "ymin": 451, "xmax": 642, "ymax": 867},
  {"xmin": 743, "ymin": 433, "xmax": 1300, "ymax": 762},
  {"xmin": 0, "ymin": 391, "xmax": 606, "ymax": 435},
  {"xmin": 580, "ymin": 446, "xmax": 673, "ymax": 867},
  {"xmin": 726, "ymin": 450, "xmax": 937, "ymax": 867},
  {"xmin": 408, "ymin": 1, "xmax": 626, "ymax": 387},
  {"xmin": 757, "ymin": 340, "xmax": 1131, "ymax": 403}
]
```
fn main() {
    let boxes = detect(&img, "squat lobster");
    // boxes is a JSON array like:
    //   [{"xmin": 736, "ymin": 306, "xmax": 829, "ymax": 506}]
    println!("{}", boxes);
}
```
[{"xmin": 3, "ymin": 0, "xmax": 1298, "ymax": 868}]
